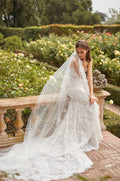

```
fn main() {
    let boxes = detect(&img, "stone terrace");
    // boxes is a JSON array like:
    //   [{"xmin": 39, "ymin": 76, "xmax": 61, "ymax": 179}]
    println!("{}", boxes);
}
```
[
  {"xmin": 0, "ymin": 93, "xmax": 120, "ymax": 180},
  {"xmin": 58, "ymin": 131, "xmax": 120, "ymax": 181},
  {"xmin": 0, "ymin": 131, "xmax": 120, "ymax": 181}
]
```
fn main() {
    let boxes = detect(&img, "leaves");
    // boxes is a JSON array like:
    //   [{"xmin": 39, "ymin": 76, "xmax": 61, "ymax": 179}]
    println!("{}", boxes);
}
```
[
  {"xmin": 0, "ymin": 0, "xmax": 102, "ymax": 27},
  {"xmin": 0, "ymin": 50, "xmax": 54, "ymax": 98},
  {"xmin": 25, "ymin": 32, "xmax": 120, "ymax": 86}
]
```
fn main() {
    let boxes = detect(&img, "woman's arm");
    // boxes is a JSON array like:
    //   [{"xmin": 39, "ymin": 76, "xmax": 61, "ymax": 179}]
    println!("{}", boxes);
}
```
[
  {"xmin": 87, "ymin": 60, "xmax": 94, "ymax": 96},
  {"xmin": 70, "ymin": 58, "xmax": 80, "ymax": 77},
  {"xmin": 87, "ymin": 60, "xmax": 98, "ymax": 105}
]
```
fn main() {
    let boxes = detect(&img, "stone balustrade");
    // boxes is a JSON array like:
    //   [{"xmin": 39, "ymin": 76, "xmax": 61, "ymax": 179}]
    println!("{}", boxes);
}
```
[{"xmin": 0, "ymin": 90, "xmax": 110, "ymax": 147}]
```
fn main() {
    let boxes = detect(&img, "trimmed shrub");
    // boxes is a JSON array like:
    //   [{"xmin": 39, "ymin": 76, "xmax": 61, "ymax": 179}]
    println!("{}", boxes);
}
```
[
  {"xmin": 3, "ymin": 35, "xmax": 23, "ymax": 50},
  {"xmin": 24, "ymin": 26, "xmax": 49, "ymax": 41},
  {"xmin": 0, "ymin": 32, "xmax": 4, "ymax": 46},
  {"xmin": 103, "ymin": 83, "xmax": 120, "ymax": 106},
  {"xmin": 0, "ymin": 24, "xmax": 120, "ymax": 41},
  {"xmin": 103, "ymin": 108, "xmax": 120, "ymax": 138},
  {"xmin": 94, "ymin": 24, "xmax": 120, "ymax": 33},
  {"xmin": 0, "ymin": 27, "xmax": 24, "ymax": 39},
  {"xmin": 24, "ymin": 24, "xmax": 93, "ymax": 41}
]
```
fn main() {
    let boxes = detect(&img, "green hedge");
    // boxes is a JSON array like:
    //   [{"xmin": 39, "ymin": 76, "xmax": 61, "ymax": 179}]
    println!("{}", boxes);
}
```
[
  {"xmin": 0, "ymin": 32, "xmax": 4, "ymax": 45},
  {"xmin": 0, "ymin": 27, "xmax": 24, "ymax": 39},
  {"xmin": 23, "ymin": 24, "xmax": 94, "ymax": 41},
  {"xmin": 3, "ymin": 35, "xmax": 23, "ymax": 50},
  {"xmin": 94, "ymin": 24, "xmax": 120, "ymax": 33},
  {"xmin": 0, "ymin": 24, "xmax": 120, "ymax": 41},
  {"xmin": 103, "ymin": 83, "xmax": 120, "ymax": 106},
  {"xmin": 103, "ymin": 108, "xmax": 120, "ymax": 138}
]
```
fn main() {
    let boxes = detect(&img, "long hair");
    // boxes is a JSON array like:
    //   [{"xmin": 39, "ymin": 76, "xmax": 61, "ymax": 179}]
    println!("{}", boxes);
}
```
[{"xmin": 75, "ymin": 40, "xmax": 91, "ymax": 62}]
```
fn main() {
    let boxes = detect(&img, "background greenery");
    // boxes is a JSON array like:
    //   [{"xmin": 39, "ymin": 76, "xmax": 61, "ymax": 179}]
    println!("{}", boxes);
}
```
[
  {"xmin": 0, "ymin": 24, "xmax": 120, "ymax": 139},
  {"xmin": 0, "ymin": 31, "xmax": 120, "ymax": 98},
  {"xmin": 0, "ymin": 49, "xmax": 54, "ymax": 98},
  {"xmin": 103, "ymin": 108, "xmax": 120, "ymax": 138},
  {"xmin": 0, "ymin": 24, "xmax": 120, "ymax": 41},
  {"xmin": 24, "ymin": 32, "xmax": 120, "ymax": 86},
  {"xmin": 0, "ymin": 0, "xmax": 101, "ymax": 27}
]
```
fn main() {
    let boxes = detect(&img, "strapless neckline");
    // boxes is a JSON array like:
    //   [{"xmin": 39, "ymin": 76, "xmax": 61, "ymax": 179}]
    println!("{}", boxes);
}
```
[{"xmin": 76, "ymin": 55, "xmax": 87, "ymax": 72}]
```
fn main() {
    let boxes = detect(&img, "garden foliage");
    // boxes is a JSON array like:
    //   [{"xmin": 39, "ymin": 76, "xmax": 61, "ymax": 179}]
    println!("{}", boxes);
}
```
[
  {"xmin": 103, "ymin": 84, "xmax": 120, "ymax": 106},
  {"xmin": 0, "ymin": 24, "xmax": 120, "ymax": 41},
  {"xmin": 0, "ymin": 50, "xmax": 54, "ymax": 98},
  {"xmin": 25, "ymin": 32, "xmax": 120, "ymax": 86},
  {"xmin": 3, "ymin": 35, "xmax": 23, "ymax": 50},
  {"xmin": 103, "ymin": 108, "xmax": 120, "ymax": 138}
]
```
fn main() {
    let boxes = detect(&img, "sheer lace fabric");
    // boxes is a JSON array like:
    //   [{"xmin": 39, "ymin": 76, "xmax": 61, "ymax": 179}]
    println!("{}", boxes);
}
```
[{"xmin": 0, "ymin": 51, "xmax": 103, "ymax": 181}]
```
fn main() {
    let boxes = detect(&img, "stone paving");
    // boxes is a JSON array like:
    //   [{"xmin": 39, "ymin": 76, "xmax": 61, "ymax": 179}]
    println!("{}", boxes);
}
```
[
  {"xmin": 57, "ymin": 131, "xmax": 120, "ymax": 181},
  {"xmin": 0, "ymin": 131, "xmax": 120, "ymax": 181}
]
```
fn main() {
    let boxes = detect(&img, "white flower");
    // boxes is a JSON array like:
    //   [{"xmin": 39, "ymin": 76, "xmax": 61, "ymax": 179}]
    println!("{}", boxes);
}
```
[
  {"xmin": 29, "ymin": 54, "xmax": 33, "ymax": 58},
  {"xmin": 30, "ymin": 59, "xmax": 37, "ymax": 63},
  {"xmin": 14, "ymin": 54, "xmax": 17, "ymax": 57},
  {"xmin": 114, "ymin": 50, "xmax": 119, "ymax": 55},
  {"xmin": 26, "ymin": 65, "xmax": 32, "ymax": 70},
  {"xmin": 17, "ymin": 60, "xmax": 21, "ymax": 64},
  {"xmin": 109, "ymin": 100, "xmax": 114, "ymax": 105},
  {"xmin": 100, "ymin": 51, "xmax": 104, "ymax": 55},
  {"xmin": 26, "ymin": 43, "xmax": 29, "ymax": 47},
  {"xmin": 99, "ymin": 55, "xmax": 105, "ymax": 58},
  {"xmin": 18, "ymin": 53, "xmax": 24, "ymax": 57}
]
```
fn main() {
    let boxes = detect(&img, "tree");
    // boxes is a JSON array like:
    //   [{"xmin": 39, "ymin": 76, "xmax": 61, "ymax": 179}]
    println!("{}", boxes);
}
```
[
  {"xmin": 0, "ymin": 0, "xmax": 13, "ymax": 27},
  {"xmin": 104, "ymin": 8, "xmax": 120, "ymax": 25},
  {"xmin": 0, "ymin": 0, "xmax": 102, "ymax": 27},
  {"xmin": 0, "ymin": 0, "xmax": 41, "ymax": 27},
  {"xmin": 95, "ymin": 11, "xmax": 107, "ymax": 22}
]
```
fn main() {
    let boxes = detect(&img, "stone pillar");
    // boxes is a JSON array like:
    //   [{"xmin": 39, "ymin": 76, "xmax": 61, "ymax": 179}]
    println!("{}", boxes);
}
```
[
  {"xmin": 14, "ymin": 108, "xmax": 24, "ymax": 137},
  {"xmin": 0, "ymin": 109, "xmax": 8, "ymax": 140},
  {"xmin": 94, "ymin": 89, "xmax": 110, "ymax": 131}
]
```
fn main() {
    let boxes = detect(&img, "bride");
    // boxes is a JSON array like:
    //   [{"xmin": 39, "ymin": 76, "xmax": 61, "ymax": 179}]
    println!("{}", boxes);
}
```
[{"xmin": 0, "ymin": 40, "xmax": 103, "ymax": 181}]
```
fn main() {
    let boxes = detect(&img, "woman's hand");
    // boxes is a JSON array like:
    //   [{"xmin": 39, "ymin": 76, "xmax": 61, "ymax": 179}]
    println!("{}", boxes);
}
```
[{"xmin": 89, "ymin": 94, "xmax": 98, "ymax": 105}]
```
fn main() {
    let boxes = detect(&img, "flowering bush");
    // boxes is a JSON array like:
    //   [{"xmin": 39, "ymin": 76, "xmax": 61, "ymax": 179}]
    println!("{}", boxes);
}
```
[
  {"xmin": 0, "ymin": 50, "xmax": 54, "ymax": 98},
  {"xmin": 25, "ymin": 33, "xmax": 75, "ymax": 66},
  {"xmin": 25, "ymin": 32, "xmax": 120, "ymax": 86}
]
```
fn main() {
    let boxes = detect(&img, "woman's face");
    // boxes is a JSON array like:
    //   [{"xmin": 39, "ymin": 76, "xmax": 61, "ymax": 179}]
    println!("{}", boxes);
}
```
[{"xmin": 76, "ymin": 47, "xmax": 88, "ymax": 61}]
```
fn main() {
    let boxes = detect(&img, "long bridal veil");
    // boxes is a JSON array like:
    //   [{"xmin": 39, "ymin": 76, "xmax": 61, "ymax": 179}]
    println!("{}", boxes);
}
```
[{"xmin": 0, "ymin": 50, "xmax": 103, "ymax": 181}]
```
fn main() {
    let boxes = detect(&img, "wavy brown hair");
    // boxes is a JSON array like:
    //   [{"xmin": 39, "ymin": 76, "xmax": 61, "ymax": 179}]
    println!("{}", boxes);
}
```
[{"xmin": 75, "ymin": 40, "xmax": 92, "ymax": 62}]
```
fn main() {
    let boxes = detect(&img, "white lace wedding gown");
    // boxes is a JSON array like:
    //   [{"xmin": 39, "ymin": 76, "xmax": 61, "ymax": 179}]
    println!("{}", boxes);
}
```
[{"xmin": 0, "ymin": 55, "xmax": 103, "ymax": 181}]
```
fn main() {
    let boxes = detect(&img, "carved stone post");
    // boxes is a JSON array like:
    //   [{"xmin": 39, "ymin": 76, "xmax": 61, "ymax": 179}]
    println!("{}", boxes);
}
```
[
  {"xmin": 0, "ymin": 109, "xmax": 8, "ymax": 140},
  {"xmin": 94, "ymin": 90, "xmax": 110, "ymax": 131},
  {"xmin": 15, "ymin": 108, "xmax": 24, "ymax": 137}
]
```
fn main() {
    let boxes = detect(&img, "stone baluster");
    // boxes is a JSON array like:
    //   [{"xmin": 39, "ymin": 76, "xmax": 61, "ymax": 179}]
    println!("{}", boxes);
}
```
[
  {"xmin": 94, "ymin": 89, "xmax": 110, "ymax": 131},
  {"xmin": 30, "ymin": 107, "xmax": 37, "ymax": 124},
  {"xmin": 0, "ymin": 109, "xmax": 8, "ymax": 140},
  {"xmin": 14, "ymin": 108, "xmax": 24, "ymax": 137}
]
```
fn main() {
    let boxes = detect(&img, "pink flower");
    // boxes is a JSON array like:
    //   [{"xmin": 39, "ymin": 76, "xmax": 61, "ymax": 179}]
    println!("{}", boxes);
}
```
[
  {"xmin": 81, "ymin": 31, "xmax": 84, "ymax": 33},
  {"xmin": 5, "ymin": 117, "xmax": 10, "ymax": 122}
]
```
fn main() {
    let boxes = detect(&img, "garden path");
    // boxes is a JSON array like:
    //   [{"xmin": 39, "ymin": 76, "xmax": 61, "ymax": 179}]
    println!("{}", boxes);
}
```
[{"xmin": 104, "ymin": 101, "xmax": 120, "ymax": 115}]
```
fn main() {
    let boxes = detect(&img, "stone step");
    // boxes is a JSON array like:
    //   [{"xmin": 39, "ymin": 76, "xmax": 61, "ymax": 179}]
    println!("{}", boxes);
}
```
[{"xmin": 0, "ymin": 134, "xmax": 24, "ymax": 148}]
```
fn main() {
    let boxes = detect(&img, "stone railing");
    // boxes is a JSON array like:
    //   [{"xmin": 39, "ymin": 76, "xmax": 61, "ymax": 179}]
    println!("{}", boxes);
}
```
[{"xmin": 0, "ymin": 90, "xmax": 110, "ymax": 147}]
